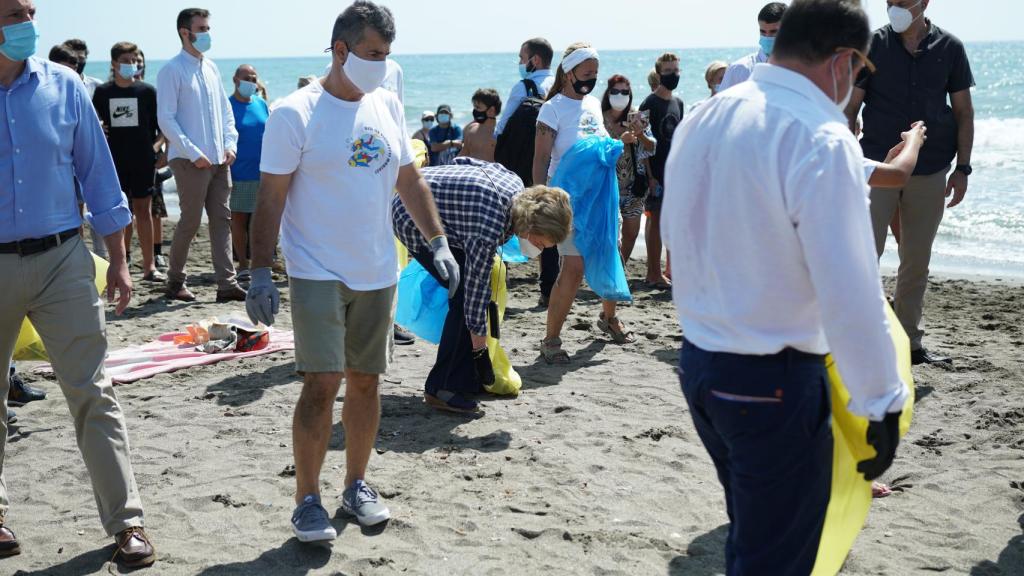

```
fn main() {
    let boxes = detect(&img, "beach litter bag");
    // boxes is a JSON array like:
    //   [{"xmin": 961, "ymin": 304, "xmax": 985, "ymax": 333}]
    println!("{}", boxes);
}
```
[
  {"xmin": 550, "ymin": 136, "xmax": 631, "ymax": 302},
  {"xmin": 483, "ymin": 255, "xmax": 521, "ymax": 396},
  {"xmin": 812, "ymin": 304, "xmax": 915, "ymax": 575},
  {"xmin": 14, "ymin": 252, "xmax": 109, "ymax": 361},
  {"xmin": 395, "ymin": 260, "xmax": 449, "ymax": 344}
]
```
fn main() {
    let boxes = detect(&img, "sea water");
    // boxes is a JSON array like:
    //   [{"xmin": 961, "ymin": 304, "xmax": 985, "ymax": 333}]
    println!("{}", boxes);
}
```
[{"xmin": 88, "ymin": 43, "xmax": 1024, "ymax": 278}]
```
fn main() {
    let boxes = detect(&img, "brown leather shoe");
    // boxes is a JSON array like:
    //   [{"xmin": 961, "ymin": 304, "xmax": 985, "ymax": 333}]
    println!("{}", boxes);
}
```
[
  {"xmin": 165, "ymin": 281, "xmax": 196, "ymax": 302},
  {"xmin": 215, "ymin": 284, "xmax": 247, "ymax": 303},
  {"xmin": 114, "ymin": 527, "xmax": 156, "ymax": 568},
  {"xmin": 0, "ymin": 524, "xmax": 21, "ymax": 557}
]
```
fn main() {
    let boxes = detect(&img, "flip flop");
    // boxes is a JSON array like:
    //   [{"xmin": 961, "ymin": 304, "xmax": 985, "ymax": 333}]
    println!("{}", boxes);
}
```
[
  {"xmin": 643, "ymin": 280, "xmax": 672, "ymax": 291},
  {"xmin": 424, "ymin": 391, "xmax": 481, "ymax": 415},
  {"xmin": 598, "ymin": 313, "xmax": 637, "ymax": 344},
  {"xmin": 540, "ymin": 337, "xmax": 570, "ymax": 365}
]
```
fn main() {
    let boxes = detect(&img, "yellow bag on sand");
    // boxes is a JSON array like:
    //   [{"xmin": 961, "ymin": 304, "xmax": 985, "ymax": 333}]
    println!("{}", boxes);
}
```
[
  {"xmin": 812, "ymin": 305, "xmax": 915, "ymax": 575},
  {"xmin": 482, "ymin": 255, "xmax": 521, "ymax": 397},
  {"xmin": 13, "ymin": 253, "xmax": 109, "ymax": 361},
  {"xmin": 393, "ymin": 140, "xmax": 430, "ymax": 272}
]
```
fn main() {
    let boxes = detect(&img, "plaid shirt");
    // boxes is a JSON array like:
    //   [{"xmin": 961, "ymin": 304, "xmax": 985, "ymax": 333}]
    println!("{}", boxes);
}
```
[{"xmin": 392, "ymin": 157, "xmax": 524, "ymax": 336}]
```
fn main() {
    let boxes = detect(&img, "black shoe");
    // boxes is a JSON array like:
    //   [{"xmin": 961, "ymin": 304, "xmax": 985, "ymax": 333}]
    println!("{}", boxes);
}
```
[
  {"xmin": 7, "ymin": 372, "xmax": 46, "ymax": 407},
  {"xmin": 393, "ymin": 324, "xmax": 415, "ymax": 346},
  {"xmin": 154, "ymin": 254, "xmax": 169, "ymax": 270},
  {"xmin": 538, "ymin": 294, "xmax": 550, "ymax": 309},
  {"xmin": 911, "ymin": 347, "xmax": 952, "ymax": 366}
]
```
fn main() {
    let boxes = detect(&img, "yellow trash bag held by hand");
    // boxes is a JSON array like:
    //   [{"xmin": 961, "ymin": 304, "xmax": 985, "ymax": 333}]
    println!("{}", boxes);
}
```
[
  {"xmin": 393, "ymin": 140, "xmax": 431, "ymax": 272},
  {"xmin": 14, "ymin": 253, "xmax": 109, "ymax": 361},
  {"xmin": 482, "ymin": 255, "xmax": 521, "ymax": 396},
  {"xmin": 812, "ymin": 305, "xmax": 915, "ymax": 575}
]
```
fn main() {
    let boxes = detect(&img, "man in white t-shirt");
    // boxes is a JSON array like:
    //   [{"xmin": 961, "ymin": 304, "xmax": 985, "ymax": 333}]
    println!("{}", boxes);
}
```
[{"xmin": 245, "ymin": 0, "xmax": 458, "ymax": 544}]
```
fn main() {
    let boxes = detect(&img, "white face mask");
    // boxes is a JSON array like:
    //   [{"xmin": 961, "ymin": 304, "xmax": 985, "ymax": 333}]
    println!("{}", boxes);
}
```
[
  {"xmin": 609, "ymin": 94, "xmax": 630, "ymax": 111},
  {"xmin": 888, "ymin": 1, "xmax": 922, "ymax": 34},
  {"xmin": 343, "ymin": 50, "xmax": 388, "ymax": 93},
  {"xmin": 519, "ymin": 236, "xmax": 543, "ymax": 259},
  {"xmin": 832, "ymin": 54, "xmax": 854, "ymax": 111}
]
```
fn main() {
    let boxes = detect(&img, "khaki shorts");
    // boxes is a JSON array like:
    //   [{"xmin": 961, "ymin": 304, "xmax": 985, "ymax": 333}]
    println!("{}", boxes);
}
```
[{"xmin": 290, "ymin": 278, "xmax": 396, "ymax": 375}]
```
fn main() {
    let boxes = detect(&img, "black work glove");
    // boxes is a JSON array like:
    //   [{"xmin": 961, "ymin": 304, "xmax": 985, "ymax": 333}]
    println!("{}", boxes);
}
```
[
  {"xmin": 857, "ymin": 411, "xmax": 902, "ymax": 481},
  {"xmin": 472, "ymin": 347, "xmax": 495, "ymax": 387}
]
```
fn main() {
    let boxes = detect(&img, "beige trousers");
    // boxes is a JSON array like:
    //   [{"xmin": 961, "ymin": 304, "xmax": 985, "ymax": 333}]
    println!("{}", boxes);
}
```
[
  {"xmin": 0, "ymin": 236, "xmax": 144, "ymax": 535},
  {"xmin": 168, "ymin": 158, "xmax": 237, "ymax": 289},
  {"xmin": 869, "ymin": 169, "xmax": 949, "ymax": 350}
]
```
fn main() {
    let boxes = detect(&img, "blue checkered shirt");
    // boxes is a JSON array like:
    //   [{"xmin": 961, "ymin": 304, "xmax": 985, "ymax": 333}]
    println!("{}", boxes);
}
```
[{"xmin": 392, "ymin": 157, "xmax": 524, "ymax": 336}]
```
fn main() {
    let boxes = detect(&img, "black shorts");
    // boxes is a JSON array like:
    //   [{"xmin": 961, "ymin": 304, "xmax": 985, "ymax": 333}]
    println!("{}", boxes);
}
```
[{"xmin": 115, "ymin": 161, "xmax": 156, "ymax": 199}]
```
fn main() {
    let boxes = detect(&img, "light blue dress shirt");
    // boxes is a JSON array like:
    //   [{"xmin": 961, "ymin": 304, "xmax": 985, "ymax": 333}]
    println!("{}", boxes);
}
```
[
  {"xmin": 0, "ymin": 57, "xmax": 130, "ymax": 243},
  {"xmin": 157, "ymin": 50, "xmax": 238, "ymax": 164},
  {"xmin": 494, "ymin": 68, "xmax": 555, "ymax": 137}
]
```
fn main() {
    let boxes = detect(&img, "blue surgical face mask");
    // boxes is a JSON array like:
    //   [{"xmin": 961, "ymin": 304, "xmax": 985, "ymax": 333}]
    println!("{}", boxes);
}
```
[
  {"xmin": 437, "ymin": 113, "xmax": 451, "ymax": 124},
  {"xmin": 0, "ymin": 20, "xmax": 39, "ymax": 63},
  {"xmin": 759, "ymin": 35, "xmax": 775, "ymax": 57},
  {"xmin": 117, "ymin": 63, "xmax": 138, "ymax": 79},
  {"xmin": 519, "ymin": 63, "xmax": 529, "ymax": 79},
  {"xmin": 192, "ymin": 31, "xmax": 211, "ymax": 53},
  {"xmin": 238, "ymin": 79, "xmax": 257, "ymax": 98}
]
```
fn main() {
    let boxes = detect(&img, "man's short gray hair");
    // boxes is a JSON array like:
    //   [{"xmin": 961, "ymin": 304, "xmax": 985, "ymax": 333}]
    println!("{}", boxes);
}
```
[{"xmin": 331, "ymin": 1, "xmax": 396, "ymax": 47}]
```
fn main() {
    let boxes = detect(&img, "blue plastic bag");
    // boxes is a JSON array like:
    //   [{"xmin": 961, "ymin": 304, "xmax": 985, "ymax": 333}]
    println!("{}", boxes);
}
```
[
  {"xmin": 500, "ymin": 236, "xmax": 529, "ymax": 263},
  {"xmin": 395, "ymin": 260, "xmax": 449, "ymax": 344},
  {"xmin": 550, "ymin": 136, "xmax": 631, "ymax": 302}
]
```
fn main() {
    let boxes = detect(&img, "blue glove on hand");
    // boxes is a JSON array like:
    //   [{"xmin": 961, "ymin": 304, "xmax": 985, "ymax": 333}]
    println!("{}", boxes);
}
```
[
  {"xmin": 429, "ymin": 236, "xmax": 460, "ymax": 299},
  {"xmin": 245, "ymin": 267, "xmax": 279, "ymax": 326}
]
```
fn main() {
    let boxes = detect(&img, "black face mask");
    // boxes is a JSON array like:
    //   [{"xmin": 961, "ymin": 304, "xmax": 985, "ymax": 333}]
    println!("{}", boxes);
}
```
[
  {"xmin": 76, "ymin": 60, "xmax": 87, "ymax": 75},
  {"xmin": 472, "ymin": 109, "xmax": 490, "ymax": 123},
  {"xmin": 571, "ymin": 72, "xmax": 598, "ymax": 95},
  {"xmin": 660, "ymin": 73, "xmax": 680, "ymax": 91}
]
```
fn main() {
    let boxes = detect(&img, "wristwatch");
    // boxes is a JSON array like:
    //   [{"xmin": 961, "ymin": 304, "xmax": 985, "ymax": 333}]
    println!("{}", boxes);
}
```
[{"xmin": 955, "ymin": 164, "xmax": 973, "ymax": 176}]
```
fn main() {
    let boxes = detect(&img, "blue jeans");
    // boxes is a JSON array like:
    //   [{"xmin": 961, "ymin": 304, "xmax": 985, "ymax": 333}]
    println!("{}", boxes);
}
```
[{"xmin": 678, "ymin": 340, "xmax": 833, "ymax": 576}]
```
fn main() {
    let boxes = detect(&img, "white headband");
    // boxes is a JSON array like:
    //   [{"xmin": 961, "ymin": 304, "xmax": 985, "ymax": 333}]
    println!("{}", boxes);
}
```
[{"xmin": 560, "ymin": 47, "xmax": 600, "ymax": 73}]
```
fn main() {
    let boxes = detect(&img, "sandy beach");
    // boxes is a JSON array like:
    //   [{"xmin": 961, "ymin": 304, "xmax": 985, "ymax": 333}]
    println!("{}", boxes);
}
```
[{"xmin": 3, "ymin": 223, "xmax": 1022, "ymax": 575}]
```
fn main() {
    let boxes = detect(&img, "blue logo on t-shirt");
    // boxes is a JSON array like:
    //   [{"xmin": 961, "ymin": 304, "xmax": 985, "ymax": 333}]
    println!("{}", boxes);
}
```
[{"xmin": 348, "ymin": 128, "xmax": 393, "ymax": 173}]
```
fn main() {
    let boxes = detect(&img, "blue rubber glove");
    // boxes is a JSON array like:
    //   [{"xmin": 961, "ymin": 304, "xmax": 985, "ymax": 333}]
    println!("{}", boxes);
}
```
[
  {"xmin": 245, "ymin": 267, "xmax": 279, "ymax": 326},
  {"xmin": 429, "ymin": 236, "xmax": 460, "ymax": 299}
]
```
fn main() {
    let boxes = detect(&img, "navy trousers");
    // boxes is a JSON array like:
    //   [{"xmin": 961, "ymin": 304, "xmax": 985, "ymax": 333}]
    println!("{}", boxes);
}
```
[
  {"xmin": 412, "ymin": 247, "xmax": 479, "ymax": 396},
  {"xmin": 678, "ymin": 340, "xmax": 833, "ymax": 576},
  {"xmin": 539, "ymin": 246, "xmax": 559, "ymax": 299}
]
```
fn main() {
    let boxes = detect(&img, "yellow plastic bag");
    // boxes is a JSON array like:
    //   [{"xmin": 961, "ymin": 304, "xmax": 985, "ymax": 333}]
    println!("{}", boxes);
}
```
[
  {"xmin": 13, "ymin": 252, "xmax": 109, "ymax": 361},
  {"xmin": 812, "ymin": 305, "xmax": 915, "ymax": 575},
  {"xmin": 393, "ymin": 140, "xmax": 430, "ymax": 272},
  {"xmin": 482, "ymin": 255, "xmax": 521, "ymax": 396}
]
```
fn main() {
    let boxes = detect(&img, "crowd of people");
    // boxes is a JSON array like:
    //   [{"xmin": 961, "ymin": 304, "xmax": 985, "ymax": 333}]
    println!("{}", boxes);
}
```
[{"xmin": 0, "ymin": 0, "xmax": 975, "ymax": 572}]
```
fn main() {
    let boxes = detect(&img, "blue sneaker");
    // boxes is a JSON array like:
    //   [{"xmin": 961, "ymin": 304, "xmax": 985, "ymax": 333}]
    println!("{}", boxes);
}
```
[
  {"xmin": 291, "ymin": 494, "xmax": 337, "ymax": 542},
  {"xmin": 341, "ymin": 480, "xmax": 390, "ymax": 526}
]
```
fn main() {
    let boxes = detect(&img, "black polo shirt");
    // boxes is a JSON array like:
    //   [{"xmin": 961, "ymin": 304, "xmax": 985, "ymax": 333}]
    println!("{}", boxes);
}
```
[{"xmin": 857, "ymin": 21, "xmax": 974, "ymax": 176}]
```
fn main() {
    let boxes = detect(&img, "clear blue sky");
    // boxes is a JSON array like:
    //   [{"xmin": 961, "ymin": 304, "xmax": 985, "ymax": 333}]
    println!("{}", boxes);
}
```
[{"xmin": 36, "ymin": 0, "xmax": 1023, "ymax": 61}]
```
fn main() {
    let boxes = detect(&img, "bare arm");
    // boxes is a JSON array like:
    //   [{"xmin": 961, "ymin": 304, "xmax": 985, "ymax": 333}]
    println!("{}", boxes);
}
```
[
  {"xmin": 395, "ymin": 163, "xmax": 446, "ymax": 243},
  {"xmin": 250, "ymin": 172, "xmax": 293, "ymax": 269},
  {"xmin": 532, "ymin": 122, "xmax": 556, "ymax": 186},
  {"xmin": 946, "ymin": 89, "xmax": 974, "ymax": 208},
  {"xmin": 869, "ymin": 121, "xmax": 927, "ymax": 189},
  {"xmin": 844, "ymin": 87, "xmax": 866, "ymax": 134}
]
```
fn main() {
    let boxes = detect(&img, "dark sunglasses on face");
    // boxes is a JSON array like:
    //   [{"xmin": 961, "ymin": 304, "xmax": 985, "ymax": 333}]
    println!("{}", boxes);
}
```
[{"xmin": 609, "ymin": 88, "xmax": 630, "ymax": 96}]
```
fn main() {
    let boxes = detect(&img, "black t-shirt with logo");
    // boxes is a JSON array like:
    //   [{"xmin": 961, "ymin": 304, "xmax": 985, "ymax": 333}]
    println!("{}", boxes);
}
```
[
  {"xmin": 640, "ymin": 93, "xmax": 685, "ymax": 183},
  {"xmin": 92, "ymin": 81, "xmax": 159, "ymax": 168}
]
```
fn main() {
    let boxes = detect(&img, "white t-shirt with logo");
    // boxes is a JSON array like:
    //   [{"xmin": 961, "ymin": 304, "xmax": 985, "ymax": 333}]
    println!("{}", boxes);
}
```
[
  {"xmin": 536, "ymin": 93, "xmax": 608, "ymax": 180},
  {"xmin": 260, "ymin": 82, "xmax": 414, "ymax": 289}
]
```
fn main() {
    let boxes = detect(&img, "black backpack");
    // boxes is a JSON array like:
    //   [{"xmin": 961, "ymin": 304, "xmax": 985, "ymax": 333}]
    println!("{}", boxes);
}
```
[{"xmin": 495, "ymin": 79, "xmax": 544, "ymax": 186}]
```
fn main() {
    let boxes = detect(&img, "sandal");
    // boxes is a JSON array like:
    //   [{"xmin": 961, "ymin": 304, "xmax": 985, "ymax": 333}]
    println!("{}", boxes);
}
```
[
  {"xmin": 598, "ymin": 313, "xmax": 637, "ymax": 344},
  {"xmin": 643, "ymin": 280, "xmax": 672, "ymax": 291},
  {"xmin": 540, "ymin": 336, "xmax": 570, "ymax": 365},
  {"xmin": 424, "ymin": 391, "xmax": 481, "ymax": 415},
  {"xmin": 142, "ymin": 269, "xmax": 167, "ymax": 282}
]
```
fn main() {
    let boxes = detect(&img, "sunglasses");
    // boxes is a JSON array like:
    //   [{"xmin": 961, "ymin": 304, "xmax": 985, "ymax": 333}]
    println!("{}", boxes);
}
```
[
  {"xmin": 609, "ymin": 88, "xmax": 631, "ymax": 96},
  {"xmin": 838, "ymin": 47, "xmax": 876, "ymax": 74}
]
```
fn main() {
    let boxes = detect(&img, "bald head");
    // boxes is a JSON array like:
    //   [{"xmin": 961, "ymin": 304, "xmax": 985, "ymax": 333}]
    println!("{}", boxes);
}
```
[{"xmin": 234, "ymin": 64, "xmax": 257, "ymax": 82}]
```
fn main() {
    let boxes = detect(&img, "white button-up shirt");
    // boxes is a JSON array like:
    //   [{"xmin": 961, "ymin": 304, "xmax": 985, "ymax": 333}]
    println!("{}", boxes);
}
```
[
  {"xmin": 719, "ymin": 48, "xmax": 768, "ymax": 91},
  {"xmin": 662, "ymin": 64, "xmax": 908, "ymax": 421},
  {"xmin": 157, "ymin": 50, "xmax": 237, "ymax": 164}
]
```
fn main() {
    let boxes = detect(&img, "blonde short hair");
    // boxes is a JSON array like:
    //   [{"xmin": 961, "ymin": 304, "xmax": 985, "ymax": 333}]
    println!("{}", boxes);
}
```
[
  {"xmin": 511, "ymin": 186, "xmax": 572, "ymax": 244},
  {"xmin": 646, "ymin": 68, "xmax": 659, "ymax": 91},
  {"xmin": 705, "ymin": 61, "xmax": 728, "ymax": 85}
]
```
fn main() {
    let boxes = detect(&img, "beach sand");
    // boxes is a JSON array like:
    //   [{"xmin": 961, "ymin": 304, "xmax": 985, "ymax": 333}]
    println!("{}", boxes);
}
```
[{"xmin": 3, "ymin": 223, "xmax": 1022, "ymax": 575}]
